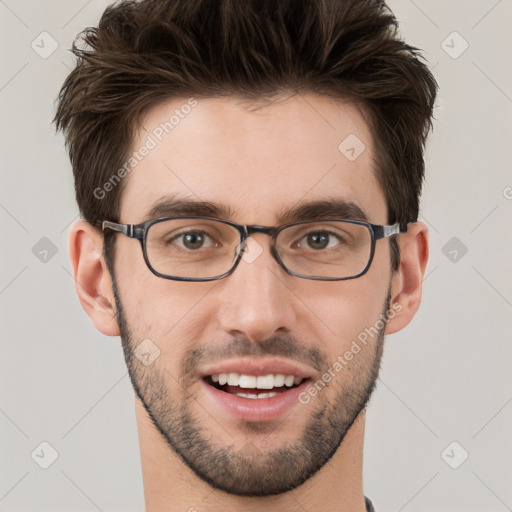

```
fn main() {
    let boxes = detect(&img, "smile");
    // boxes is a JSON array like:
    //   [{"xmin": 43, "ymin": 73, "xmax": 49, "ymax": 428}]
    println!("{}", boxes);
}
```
[{"xmin": 205, "ymin": 372, "xmax": 307, "ymax": 399}]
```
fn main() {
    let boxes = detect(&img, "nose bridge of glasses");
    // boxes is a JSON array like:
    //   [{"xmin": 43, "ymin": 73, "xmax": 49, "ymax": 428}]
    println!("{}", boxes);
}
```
[
  {"xmin": 245, "ymin": 225, "xmax": 282, "ymax": 250},
  {"xmin": 240, "ymin": 225, "xmax": 278, "ymax": 248},
  {"xmin": 245, "ymin": 225, "xmax": 278, "ymax": 237},
  {"xmin": 235, "ymin": 225, "xmax": 283, "ymax": 269}
]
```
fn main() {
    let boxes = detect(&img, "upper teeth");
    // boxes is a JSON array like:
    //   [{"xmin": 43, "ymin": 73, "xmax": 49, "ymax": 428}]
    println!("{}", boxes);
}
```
[{"xmin": 211, "ymin": 373, "xmax": 303, "ymax": 389}]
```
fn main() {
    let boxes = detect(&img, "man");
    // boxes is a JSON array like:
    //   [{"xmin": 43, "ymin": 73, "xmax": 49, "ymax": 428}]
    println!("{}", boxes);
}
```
[{"xmin": 54, "ymin": 0, "xmax": 437, "ymax": 510}]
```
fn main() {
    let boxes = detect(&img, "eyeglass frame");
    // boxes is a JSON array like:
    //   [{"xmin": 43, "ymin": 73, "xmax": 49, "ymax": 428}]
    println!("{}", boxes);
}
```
[{"xmin": 102, "ymin": 216, "xmax": 406, "ymax": 282}]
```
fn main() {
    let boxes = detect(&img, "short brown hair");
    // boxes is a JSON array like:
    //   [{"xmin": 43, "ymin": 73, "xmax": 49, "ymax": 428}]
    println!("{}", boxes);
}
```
[{"xmin": 54, "ymin": 0, "xmax": 437, "ymax": 271}]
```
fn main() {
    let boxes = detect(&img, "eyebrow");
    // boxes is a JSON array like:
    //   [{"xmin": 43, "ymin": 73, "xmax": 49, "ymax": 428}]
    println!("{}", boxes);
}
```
[{"xmin": 144, "ymin": 194, "xmax": 369, "ymax": 224}]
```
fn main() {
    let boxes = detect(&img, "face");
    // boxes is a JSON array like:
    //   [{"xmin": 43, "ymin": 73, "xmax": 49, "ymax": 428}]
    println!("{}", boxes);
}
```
[{"xmin": 112, "ymin": 93, "xmax": 395, "ymax": 496}]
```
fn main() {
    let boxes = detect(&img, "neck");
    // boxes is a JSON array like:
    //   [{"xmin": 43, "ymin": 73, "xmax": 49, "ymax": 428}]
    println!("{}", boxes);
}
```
[{"xmin": 135, "ymin": 398, "xmax": 368, "ymax": 512}]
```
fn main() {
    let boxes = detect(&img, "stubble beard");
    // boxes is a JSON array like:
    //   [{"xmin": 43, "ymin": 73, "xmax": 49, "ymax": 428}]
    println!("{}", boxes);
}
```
[{"xmin": 112, "ymin": 278, "xmax": 388, "ymax": 496}]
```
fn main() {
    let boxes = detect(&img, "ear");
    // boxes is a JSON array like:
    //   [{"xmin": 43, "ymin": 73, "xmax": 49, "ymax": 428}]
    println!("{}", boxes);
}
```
[
  {"xmin": 386, "ymin": 222, "xmax": 429, "ymax": 334},
  {"xmin": 68, "ymin": 221, "xmax": 120, "ymax": 336}
]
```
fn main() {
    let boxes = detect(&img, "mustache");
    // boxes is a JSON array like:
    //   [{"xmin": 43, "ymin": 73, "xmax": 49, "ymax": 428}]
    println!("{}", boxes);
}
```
[{"xmin": 182, "ymin": 334, "xmax": 328, "ymax": 377}]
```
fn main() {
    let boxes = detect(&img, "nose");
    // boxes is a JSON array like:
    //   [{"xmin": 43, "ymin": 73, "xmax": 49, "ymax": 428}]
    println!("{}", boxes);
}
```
[{"xmin": 215, "ymin": 234, "xmax": 298, "ymax": 343}]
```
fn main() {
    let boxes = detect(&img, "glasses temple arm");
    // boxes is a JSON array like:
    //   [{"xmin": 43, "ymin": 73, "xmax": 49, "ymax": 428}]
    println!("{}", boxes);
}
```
[
  {"xmin": 102, "ymin": 220, "xmax": 133, "ymax": 237},
  {"xmin": 372, "ymin": 222, "xmax": 407, "ymax": 240}
]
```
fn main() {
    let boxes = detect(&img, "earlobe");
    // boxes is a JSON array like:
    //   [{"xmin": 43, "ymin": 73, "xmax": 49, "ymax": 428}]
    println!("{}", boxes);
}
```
[
  {"xmin": 386, "ymin": 222, "xmax": 429, "ymax": 334},
  {"xmin": 68, "ymin": 221, "xmax": 120, "ymax": 336}
]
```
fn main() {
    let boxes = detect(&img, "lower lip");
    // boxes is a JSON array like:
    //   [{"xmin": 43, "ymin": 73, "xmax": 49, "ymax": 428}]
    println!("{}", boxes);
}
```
[{"xmin": 200, "ymin": 378, "xmax": 310, "ymax": 422}]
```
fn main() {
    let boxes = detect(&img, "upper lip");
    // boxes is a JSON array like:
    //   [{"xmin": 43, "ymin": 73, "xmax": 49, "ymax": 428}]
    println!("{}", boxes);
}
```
[{"xmin": 198, "ymin": 357, "xmax": 315, "ymax": 380}]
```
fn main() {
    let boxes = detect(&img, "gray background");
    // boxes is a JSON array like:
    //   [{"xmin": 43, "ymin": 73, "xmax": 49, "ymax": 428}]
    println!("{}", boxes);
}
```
[{"xmin": 1, "ymin": 1, "xmax": 511, "ymax": 511}]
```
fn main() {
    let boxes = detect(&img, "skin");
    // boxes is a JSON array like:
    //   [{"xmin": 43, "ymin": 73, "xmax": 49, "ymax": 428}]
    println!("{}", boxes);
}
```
[{"xmin": 69, "ymin": 93, "xmax": 428, "ymax": 512}]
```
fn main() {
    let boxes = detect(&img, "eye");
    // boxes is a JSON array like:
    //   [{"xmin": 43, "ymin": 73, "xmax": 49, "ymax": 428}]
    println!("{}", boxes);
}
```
[
  {"xmin": 168, "ymin": 230, "xmax": 218, "ymax": 250},
  {"xmin": 296, "ymin": 230, "xmax": 345, "ymax": 251}
]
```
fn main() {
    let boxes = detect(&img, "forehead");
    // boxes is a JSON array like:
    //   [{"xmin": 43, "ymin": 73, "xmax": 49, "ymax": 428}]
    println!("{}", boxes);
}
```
[{"xmin": 119, "ymin": 93, "xmax": 386, "ymax": 224}]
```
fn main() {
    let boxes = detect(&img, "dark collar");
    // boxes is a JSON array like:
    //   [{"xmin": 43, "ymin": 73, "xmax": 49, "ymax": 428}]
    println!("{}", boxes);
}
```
[{"xmin": 365, "ymin": 496, "xmax": 376, "ymax": 512}]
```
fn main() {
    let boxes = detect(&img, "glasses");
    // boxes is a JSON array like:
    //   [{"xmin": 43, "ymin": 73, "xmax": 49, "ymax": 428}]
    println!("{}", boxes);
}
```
[{"xmin": 102, "ymin": 216, "xmax": 406, "ymax": 282}]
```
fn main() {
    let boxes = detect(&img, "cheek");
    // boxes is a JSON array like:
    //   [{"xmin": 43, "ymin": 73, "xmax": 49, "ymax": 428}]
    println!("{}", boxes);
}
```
[
  {"xmin": 113, "ymin": 240, "xmax": 163, "ymax": 338},
  {"xmin": 115, "ymin": 244, "xmax": 214, "ymax": 346},
  {"xmin": 321, "ymin": 285, "xmax": 384, "ymax": 336},
  {"xmin": 302, "ymin": 269, "xmax": 390, "ymax": 357}
]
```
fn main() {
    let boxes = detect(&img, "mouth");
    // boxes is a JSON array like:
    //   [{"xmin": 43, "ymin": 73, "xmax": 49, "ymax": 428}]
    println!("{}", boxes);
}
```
[
  {"xmin": 198, "ymin": 359, "xmax": 314, "ymax": 422},
  {"xmin": 204, "ymin": 372, "xmax": 310, "ymax": 399}
]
